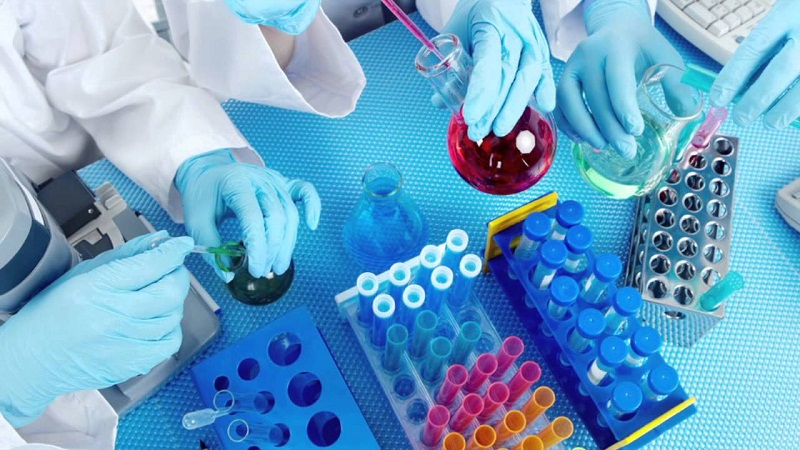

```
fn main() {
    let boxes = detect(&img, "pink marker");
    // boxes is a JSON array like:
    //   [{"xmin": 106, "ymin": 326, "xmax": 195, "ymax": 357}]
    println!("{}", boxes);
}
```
[
  {"xmin": 493, "ymin": 336, "xmax": 525, "ymax": 380},
  {"xmin": 437, "ymin": 364, "xmax": 468, "ymax": 407},
  {"xmin": 450, "ymin": 393, "xmax": 484, "ymax": 432},
  {"xmin": 465, "ymin": 353, "xmax": 498, "ymax": 393},
  {"xmin": 477, "ymin": 382, "xmax": 510, "ymax": 421},
  {"xmin": 422, "ymin": 405, "xmax": 450, "ymax": 447},
  {"xmin": 505, "ymin": 361, "xmax": 542, "ymax": 406}
]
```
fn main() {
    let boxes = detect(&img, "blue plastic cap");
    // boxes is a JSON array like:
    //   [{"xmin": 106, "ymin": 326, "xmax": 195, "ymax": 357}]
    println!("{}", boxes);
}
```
[
  {"xmin": 648, "ymin": 364, "xmax": 679, "ymax": 396},
  {"xmin": 576, "ymin": 309, "xmax": 605, "ymax": 339},
  {"xmin": 539, "ymin": 240, "xmax": 568, "ymax": 268},
  {"xmin": 612, "ymin": 287, "xmax": 643, "ymax": 316},
  {"xmin": 631, "ymin": 327, "xmax": 662, "ymax": 357},
  {"xmin": 556, "ymin": 200, "xmax": 585, "ymax": 228},
  {"xmin": 593, "ymin": 254, "xmax": 623, "ymax": 282},
  {"xmin": 598, "ymin": 336, "xmax": 627, "ymax": 367},
  {"xmin": 565, "ymin": 225, "xmax": 593, "ymax": 253},
  {"xmin": 524, "ymin": 213, "xmax": 552, "ymax": 240},
  {"xmin": 550, "ymin": 277, "xmax": 579, "ymax": 307},
  {"xmin": 611, "ymin": 381, "xmax": 643, "ymax": 414}
]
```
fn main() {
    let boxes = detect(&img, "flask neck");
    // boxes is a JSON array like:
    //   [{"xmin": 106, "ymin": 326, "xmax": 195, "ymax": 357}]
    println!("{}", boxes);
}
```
[
  {"xmin": 636, "ymin": 64, "xmax": 703, "ymax": 151},
  {"xmin": 361, "ymin": 162, "xmax": 404, "ymax": 203},
  {"xmin": 415, "ymin": 34, "xmax": 473, "ymax": 117}
]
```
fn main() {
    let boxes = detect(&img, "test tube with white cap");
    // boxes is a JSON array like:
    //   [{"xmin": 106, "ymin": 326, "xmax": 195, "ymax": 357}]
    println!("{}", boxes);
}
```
[
  {"xmin": 399, "ymin": 284, "xmax": 425, "ymax": 329},
  {"xmin": 642, "ymin": 363, "xmax": 679, "ymax": 401},
  {"xmin": 426, "ymin": 266, "xmax": 453, "ymax": 314},
  {"xmin": 547, "ymin": 276, "xmax": 579, "ymax": 320},
  {"xmin": 604, "ymin": 287, "xmax": 642, "ymax": 334},
  {"xmin": 581, "ymin": 254, "xmax": 623, "ymax": 304},
  {"xmin": 356, "ymin": 272, "xmax": 379, "ymax": 325},
  {"xmin": 441, "ymin": 229, "xmax": 469, "ymax": 271},
  {"xmin": 508, "ymin": 213, "xmax": 550, "ymax": 280},
  {"xmin": 561, "ymin": 309, "xmax": 604, "ymax": 365},
  {"xmin": 549, "ymin": 200, "xmax": 585, "ymax": 241},
  {"xmin": 625, "ymin": 326, "xmax": 661, "ymax": 368},
  {"xmin": 587, "ymin": 336, "xmax": 627, "ymax": 385},
  {"xmin": 448, "ymin": 254, "xmax": 482, "ymax": 313},
  {"xmin": 416, "ymin": 245, "xmax": 442, "ymax": 290},
  {"xmin": 370, "ymin": 294, "xmax": 395, "ymax": 348},
  {"xmin": 530, "ymin": 240, "xmax": 567, "ymax": 290},
  {"xmin": 563, "ymin": 225, "xmax": 593, "ymax": 272},
  {"xmin": 606, "ymin": 381, "xmax": 643, "ymax": 422}
]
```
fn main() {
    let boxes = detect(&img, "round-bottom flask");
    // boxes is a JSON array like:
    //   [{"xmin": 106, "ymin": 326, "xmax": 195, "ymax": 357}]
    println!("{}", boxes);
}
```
[{"xmin": 218, "ymin": 243, "xmax": 294, "ymax": 306}]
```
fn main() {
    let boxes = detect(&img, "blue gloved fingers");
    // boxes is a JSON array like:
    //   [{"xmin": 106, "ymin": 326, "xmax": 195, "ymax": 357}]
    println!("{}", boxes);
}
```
[
  {"xmin": 534, "ymin": 58, "xmax": 557, "ymax": 113},
  {"xmin": 183, "ymin": 203, "xmax": 233, "ymax": 283},
  {"xmin": 463, "ymin": 24, "xmax": 504, "ymax": 141},
  {"xmin": 732, "ymin": 39, "xmax": 800, "ymax": 126},
  {"xmin": 486, "ymin": 32, "xmax": 524, "ymax": 137},
  {"xmin": 271, "ymin": 187, "xmax": 300, "ymax": 275},
  {"xmin": 557, "ymin": 66, "xmax": 608, "ymax": 150},
  {"xmin": 584, "ymin": 67, "xmax": 638, "ymax": 159},
  {"xmin": 553, "ymin": 106, "xmax": 584, "ymax": 144},
  {"xmin": 287, "ymin": 179, "xmax": 322, "ymax": 230},
  {"xmin": 763, "ymin": 83, "xmax": 800, "ymax": 129},
  {"xmin": 710, "ymin": 26, "xmax": 782, "ymax": 107},
  {"xmin": 605, "ymin": 47, "xmax": 644, "ymax": 136},
  {"xmin": 111, "ymin": 267, "xmax": 191, "ymax": 320},
  {"xmin": 494, "ymin": 45, "xmax": 540, "ymax": 137},
  {"xmin": 254, "ymin": 185, "xmax": 287, "ymax": 276},
  {"xmin": 227, "ymin": 179, "xmax": 273, "ymax": 279},
  {"xmin": 92, "ymin": 236, "xmax": 194, "ymax": 292},
  {"xmin": 66, "ymin": 231, "xmax": 170, "ymax": 280}
]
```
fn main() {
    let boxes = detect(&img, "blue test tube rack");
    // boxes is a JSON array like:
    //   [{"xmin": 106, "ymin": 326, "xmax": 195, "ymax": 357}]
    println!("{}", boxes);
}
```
[{"xmin": 487, "ymin": 200, "xmax": 697, "ymax": 450}]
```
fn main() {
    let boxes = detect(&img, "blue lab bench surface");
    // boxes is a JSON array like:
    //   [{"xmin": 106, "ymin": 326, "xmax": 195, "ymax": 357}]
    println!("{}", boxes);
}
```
[{"xmin": 79, "ymin": 9, "xmax": 800, "ymax": 450}]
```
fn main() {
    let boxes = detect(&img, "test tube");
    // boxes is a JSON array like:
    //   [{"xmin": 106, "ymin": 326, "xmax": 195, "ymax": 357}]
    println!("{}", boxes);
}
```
[
  {"xmin": 478, "ymin": 382, "xmax": 510, "ymax": 421},
  {"xmin": 226, "ymin": 418, "xmax": 289, "ymax": 445},
  {"xmin": 465, "ymin": 353, "xmax": 497, "ymax": 392},
  {"xmin": 388, "ymin": 262, "xmax": 411, "ymax": 307},
  {"xmin": 700, "ymin": 271, "xmax": 744, "ymax": 311},
  {"xmin": 449, "ymin": 254, "xmax": 482, "ymax": 312},
  {"xmin": 442, "ymin": 229, "xmax": 469, "ymax": 270},
  {"xmin": 422, "ymin": 405, "xmax": 451, "ymax": 447},
  {"xmin": 563, "ymin": 225, "xmax": 593, "ymax": 273},
  {"xmin": 450, "ymin": 393, "xmax": 484, "ymax": 432},
  {"xmin": 495, "ymin": 410, "xmax": 526, "ymax": 443},
  {"xmin": 422, "ymin": 337, "xmax": 453, "ymax": 383},
  {"xmin": 642, "ymin": 363, "xmax": 679, "ymax": 401},
  {"xmin": 604, "ymin": 287, "xmax": 642, "ymax": 334},
  {"xmin": 436, "ymin": 364, "xmax": 468, "ymax": 407},
  {"xmin": 381, "ymin": 324, "xmax": 408, "ymax": 372},
  {"xmin": 522, "ymin": 386, "xmax": 555, "ymax": 425},
  {"xmin": 607, "ymin": 381, "xmax": 643, "ymax": 420},
  {"xmin": 426, "ymin": 266, "xmax": 454, "ymax": 314},
  {"xmin": 410, "ymin": 310, "xmax": 438, "ymax": 358},
  {"xmin": 505, "ymin": 361, "xmax": 542, "ymax": 406},
  {"xmin": 581, "ymin": 254, "xmax": 623, "ymax": 304},
  {"xmin": 467, "ymin": 425, "xmax": 497, "ymax": 450},
  {"xmin": 513, "ymin": 436, "xmax": 544, "ymax": 450},
  {"xmin": 508, "ymin": 213, "xmax": 551, "ymax": 279},
  {"xmin": 493, "ymin": 336, "xmax": 525, "ymax": 380},
  {"xmin": 625, "ymin": 326, "xmax": 661, "ymax": 368},
  {"xmin": 536, "ymin": 417, "xmax": 574, "ymax": 448},
  {"xmin": 530, "ymin": 241, "xmax": 567, "ymax": 290},
  {"xmin": 587, "ymin": 336, "xmax": 627, "ymax": 385},
  {"xmin": 547, "ymin": 277, "xmax": 579, "ymax": 321},
  {"xmin": 549, "ymin": 200, "xmax": 584, "ymax": 241},
  {"xmin": 356, "ymin": 272, "xmax": 379, "ymax": 325},
  {"xmin": 183, "ymin": 390, "xmax": 275, "ymax": 430},
  {"xmin": 417, "ymin": 244, "xmax": 442, "ymax": 290},
  {"xmin": 443, "ymin": 432, "xmax": 467, "ymax": 450},
  {"xmin": 400, "ymin": 284, "xmax": 425, "ymax": 329},
  {"xmin": 564, "ymin": 309, "xmax": 605, "ymax": 357},
  {"xmin": 450, "ymin": 321, "xmax": 482, "ymax": 366},
  {"xmin": 370, "ymin": 294, "xmax": 396, "ymax": 348}
]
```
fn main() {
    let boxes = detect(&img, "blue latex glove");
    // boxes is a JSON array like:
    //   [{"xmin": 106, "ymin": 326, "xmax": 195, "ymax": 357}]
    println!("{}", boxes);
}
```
[
  {"xmin": 175, "ymin": 150, "xmax": 321, "ymax": 280},
  {"xmin": 441, "ymin": 0, "xmax": 556, "ymax": 141},
  {"xmin": 710, "ymin": 0, "xmax": 800, "ymax": 129},
  {"xmin": 555, "ymin": 0, "xmax": 685, "ymax": 158},
  {"xmin": 0, "ymin": 231, "xmax": 192, "ymax": 427},
  {"xmin": 225, "ymin": 0, "xmax": 321, "ymax": 34}
]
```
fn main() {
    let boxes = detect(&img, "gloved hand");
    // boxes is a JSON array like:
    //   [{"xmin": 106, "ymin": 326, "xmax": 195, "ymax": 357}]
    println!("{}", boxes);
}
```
[
  {"xmin": 442, "ymin": 0, "xmax": 556, "ymax": 141},
  {"xmin": 0, "ymin": 232, "xmax": 192, "ymax": 427},
  {"xmin": 175, "ymin": 149, "xmax": 321, "ymax": 280},
  {"xmin": 710, "ymin": 0, "xmax": 800, "ymax": 129},
  {"xmin": 555, "ymin": 0, "xmax": 684, "ymax": 158},
  {"xmin": 225, "ymin": 0, "xmax": 321, "ymax": 34}
]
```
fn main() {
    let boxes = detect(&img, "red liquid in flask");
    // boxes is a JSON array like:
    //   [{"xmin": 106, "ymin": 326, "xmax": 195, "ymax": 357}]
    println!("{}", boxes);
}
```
[{"xmin": 447, "ymin": 106, "xmax": 556, "ymax": 195}]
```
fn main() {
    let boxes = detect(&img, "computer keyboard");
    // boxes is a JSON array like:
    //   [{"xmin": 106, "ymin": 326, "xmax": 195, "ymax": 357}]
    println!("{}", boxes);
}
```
[{"xmin": 657, "ymin": 0, "xmax": 772, "ymax": 64}]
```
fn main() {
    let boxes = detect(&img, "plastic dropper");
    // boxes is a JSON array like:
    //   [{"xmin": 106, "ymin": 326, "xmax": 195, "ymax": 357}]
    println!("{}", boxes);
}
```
[
  {"xmin": 148, "ymin": 235, "xmax": 245, "ymax": 258},
  {"xmin": 381, "ymin": 0, "xmax": 446, "ymax": 62}
]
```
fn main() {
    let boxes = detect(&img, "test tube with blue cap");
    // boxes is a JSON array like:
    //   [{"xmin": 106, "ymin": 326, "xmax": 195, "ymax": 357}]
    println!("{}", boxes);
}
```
[
  {"xmin": 399, "ymin": 284, "xmax": 425, "ymax": 328},
  {"xmin": 416, "ymin": 245, "xmax": 442, "ymax": 289},
  {"xmin": 441, "ymin": 229, "xmax": 468, "ymax": 271},
  {"xmin": 371, "ymin": 294, "xmax": 395, "ymax": 348},
  {"xmin": 563, "ymin": 225, "xmax": 593, "ymax": 273},
  {"xmin": 587, "ymin": 336, "xmax": 628, "ymax": 385},
  {"xmin": 449, "ymin": 254, "xmax": 482, "ymax": 313},
  {"xmin": 356, "ymin": 272, "xmax": 379, "ymax": 325},
  {"xmin": 547, "ymin": 276, "xmax": 579, "ymax": 321},
  {"xmin": 508, "ymin": 212, "xmax": 551, "ymax": 280},
  {"xmin": 642, "ymin": 363, "xmax": 679, "ymax": 401},
  {"xmin": 426, "ymin": 266, "xmax": 453, "ymax": 313},
  {"xmin": 531, "ymin": 240, "xmax": 568, "ymax": 290},
  {"xmin": 549, "ymin": 200, "xmax": 585, "ymax": 241},
  {"xmin": 605, "ymin": 381, "xmax": 643, "ymax": 423},
  {"xmin": 561, "ymin": 309, "xmax": 605, "ymax": 366},
  {"xmin": 604, "ymin": 287, "xmax": 642, "ymax": 334},
  {"xmin": 581, "ymin": 254, "xmax": 623, "ymax": 304},
  {"xmin": 625, "ymin": 326, "xmax": 661, "ymax": 367}
]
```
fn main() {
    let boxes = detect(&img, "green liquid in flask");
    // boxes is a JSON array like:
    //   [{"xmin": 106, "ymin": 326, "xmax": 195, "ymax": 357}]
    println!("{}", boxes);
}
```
[{"xmin": 216, "ymin": 243, "xmax": 294, "ymax": 306}]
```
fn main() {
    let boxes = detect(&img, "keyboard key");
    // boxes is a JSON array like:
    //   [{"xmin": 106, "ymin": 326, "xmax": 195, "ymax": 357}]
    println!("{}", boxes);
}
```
[
  {"xmin": 711, "ymin": 5, "xmax": 729, "ymax": 17},
  {"xmin": 723, "ymin": 0, "xmax": 742, "ymax": 9},
  {"xmin": 685, "ymin": 3, "xmax": 717, "ymax": 28},
  {"xmin": 708, "ymin": 20, "xmax": 731, "ymax": 36},
  {"xmin": 747, "ymin": 0, "xmax": 766, "ymax": 13},
  {"xmin": 735, "ymin": 5, "xmax": 753, "ymax": 19},
  {"xmin": 723, "ymin": 13, "xmax": 742, "ymax": 28},
  {"xmin": 699, "ymin": 0, "xmax": 719, "ymax": 8},
  {"xmin": 671, "ymin": 0, "xmax": 696, "ymax": 9}
]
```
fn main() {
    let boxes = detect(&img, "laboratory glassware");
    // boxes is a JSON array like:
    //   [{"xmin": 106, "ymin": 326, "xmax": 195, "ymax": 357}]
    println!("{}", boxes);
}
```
[{"xmin": 217, "ymin": 242, "xmax": 294, "ymax": 306}]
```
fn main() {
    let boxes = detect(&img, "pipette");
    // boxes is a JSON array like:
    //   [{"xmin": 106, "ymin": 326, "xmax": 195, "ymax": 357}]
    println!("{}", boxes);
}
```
[
  {"xmin": 699, "ymin": 271, "xmax": 744, "ymax": 311},
  {"xmin": 380, "ymin": 0, "xmax": 446, "ymax": 62},
  {"xmin": 148, "ymin": 235, "xmax": 245, "ymax": 257}
]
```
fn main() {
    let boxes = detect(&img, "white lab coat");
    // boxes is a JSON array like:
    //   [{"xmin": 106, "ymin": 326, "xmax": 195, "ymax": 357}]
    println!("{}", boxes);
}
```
[{"xmin": 0, "ymin": 0, "xmax": 655, "ymax": 448}]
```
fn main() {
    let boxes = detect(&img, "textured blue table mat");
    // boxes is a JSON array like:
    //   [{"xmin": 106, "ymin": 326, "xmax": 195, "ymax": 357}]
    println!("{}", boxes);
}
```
[{"xmin": 77, "ymin": 10, "xmax": 800, "ymax": 450}]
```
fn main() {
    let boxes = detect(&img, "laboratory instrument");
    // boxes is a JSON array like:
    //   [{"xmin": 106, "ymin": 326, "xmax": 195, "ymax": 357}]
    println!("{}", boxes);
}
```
[
  {"xmin": 450, "ymin": 254, "xmax": 482, "ymax": 313},
  {"xmin": 417, "ymin": 245, "xmax": 442, "ymax": 289},
  {"xmin": 148, "ymin": 235, "xmax": 246, "ymax": 258},
  {"xmin": 451, "ymin": 321, "xmax": 482, "ymax": 366},
  {"xmin": 606, "ymin": 382, "xmax": 643, "ymax": 420},
  {"xmin": 343, "ymin": 163, "xmax": 428, "ymax": 272},
  {"xmin": 495, "ymin": 410, "xmax": 526, "ymax": 443},
  {"xmin": 604, "ymin": 287, "xmax": 643, "ymax": 334},
  {"xmin": 437, "ymin": 365, "xmax": 469, "ymax": 407},
  {"xmin": 221, "ymin": 244, "xmax": 295, "ymax": 306},
  {"xmin": 469, "ymin": 425, "xmax": 497, "ymax": 449},
  {"xmin": 550, "ymin": 200, "xmax": 583, "ymax": 241},
  {"xmin": 506, "ymin": 362, "xmax": 542, "ymax": 405},
  {"xmin": 777, "ymin": 178, "xmax": 800, "ymax": 232},
  {"xmin": 400, "ymin": 284, "xmax": 426, "ymax": 328},
  {"xmin": 587, "ymin": 337, "xmax": 627, "ymax": 385},
  {"xmin": 479, "ymin": 382, "xmax": 510, "ymax": 421},
  {"xmin": 573, "ymin": 64, "xmax": 704, "ymax": 199},
  {"xmin": 423, "ymin": 405, "xmax": 451, "ymax": 447},
  {"xmin": 427, "ymin": 265, "xmax": 454, "ymax": 313},
  {"xmin": 371, "ymin": 294, "xmax": 396, "ymax": 348},
  {"xmin": 182, "ymin": 389, "xmax": 274, "ymax": 430},
  {"xmin": 422, "ymin": 336, "xmax": 452, "ymax": 382},
  {"xmin": 626, "ymin": 327, "xmax": 662, "ymax": 368},
  {"xmin": 509, "ymin": 213, "xmax": 551, "ymax": 279},
  {"xmin": 494, "ymin": 336, "xmax": 525, "ymax": 380},
  {"xmin": 581, "ymin": 254, "xmax": 623, "ymax": 304},
  {"xmin": 547, "ymin": 277, "xmax": 579, "ymax": 321},
  {"xmin": 466, "ymin": 353, "xmax": 498, "ymax": 393},
  {"xmin": 642, "ymin": 364, "xmax": 680, "ymax": 401},
  {"xmin": 451, "ymin": 393, "xmax": 484, "ymax": 432},
  {"xmin": 565, "ymin": 309, "xmax": 605, "ymax": 355},
  {"xmin": 531, "ymin": 241, "xmax": 567, "ymax": 290},
  {"xmin": 536, "ymin": 417, "xmax": 574, "ymax": 448},
  {"xmin": 226, "ymin": 418, "xmax": 289, "ymax": 445},
  {"xmin": 383, "ymin": 324, "xmax": 409, "ymax": 372},
  {"xmin": 415, "ymin": 34, "xmax": 556, "ymax": 195},
  {"xmin": 563, "ymin": 225, "xmax": 592, "ymax": 273},
  {"xmin": 411, "ymin": 310, "xmax": 438, "ymax": 358},
  {"xmin": 357, "ymin": 272, "xmax": 380, "ymax": 324},
  {"xmin": 699, "ymin": 271, "xmax": 744, "ymax": 311}
]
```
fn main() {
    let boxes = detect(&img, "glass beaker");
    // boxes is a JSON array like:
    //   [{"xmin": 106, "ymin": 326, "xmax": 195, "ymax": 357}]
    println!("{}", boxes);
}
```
[
  {"xmin": 216, "ymin": 242, "xmax": 295, "ymax": 306},
  {"xmin": 573, "ymin": 64, "xmax": 704, "ymax": 199},
  {"xmin": 415, "ymin": 34, "xmax": 557, "ymax": 196},
  {"xmin": 343, "ymin": 163, "xmax": 428, "ymax": 272}
]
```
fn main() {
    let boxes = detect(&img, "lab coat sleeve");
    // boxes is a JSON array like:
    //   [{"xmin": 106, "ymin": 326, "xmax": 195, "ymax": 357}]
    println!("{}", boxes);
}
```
[
  {"xmin": 0, "ymin": 391, "xmax": 116, "ymax": 450},
  {"xmin": 20, "ymin": 0, "xmax": 260, "ymax": 222},
  {"xmin": 162, "ymin": 0, "xmax": 366, "ymax": 118}
]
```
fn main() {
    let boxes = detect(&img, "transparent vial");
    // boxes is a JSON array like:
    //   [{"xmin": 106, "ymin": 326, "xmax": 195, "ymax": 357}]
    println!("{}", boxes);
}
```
[
  {"xmin": 509, "ymin": 212, "xmax": 551, "ymax": 280},
  {"xmin": 531, "ymin": 240, "xmax": 568, "ymax": 290},
  {"xmin": 604, "ymin": 287, "xmax": 642, "ymax": 334},
  {"xmin": 625, "ymin": 326, "xmax": 661, "ymax": 368},
  {"xmin": 563, "ymin": 225, "xmax": 592, "ymax": 273},
  {"xmin": 587, "ymin": 337, "xmax": 627, "ymax": 386},
  {"xmin": 582, "ymin": 254, "xmax": 623, "ymax": 304}
]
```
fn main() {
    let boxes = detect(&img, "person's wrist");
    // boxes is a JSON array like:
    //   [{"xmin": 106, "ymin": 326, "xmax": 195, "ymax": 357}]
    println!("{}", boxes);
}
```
[{"xmin": 584, "ymin": 0, "xmax": 651, "ymax": 34}]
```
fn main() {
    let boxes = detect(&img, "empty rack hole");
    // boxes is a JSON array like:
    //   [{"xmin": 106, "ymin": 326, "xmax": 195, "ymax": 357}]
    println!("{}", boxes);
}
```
[
  {"xmin": 680, "ymin": 215, "xmax": 700, "ymax": 234},
  {"xmin": 678, "ymin": 238, "xmax": 698, "ymax": 258},
  {"xmin": 268, "ymin": 332, "xmax": 302, "ymax": 367}
]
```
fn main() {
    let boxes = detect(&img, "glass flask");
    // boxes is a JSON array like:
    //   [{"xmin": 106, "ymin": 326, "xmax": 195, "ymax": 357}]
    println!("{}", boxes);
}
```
[
  {"xmin": 216, "ymin": 242, "xmax": 294, "ymax": 306},
  {"xmin": 573, "ymin": 64, "xmax": 704, "ymax": 199},
  {"xmin": 343, "ymin": 163, "xmax": 428, "ymax": 272},
  {"xmin": 415, "ymin": 34, "xmax": 557, "ymax": 195}
]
